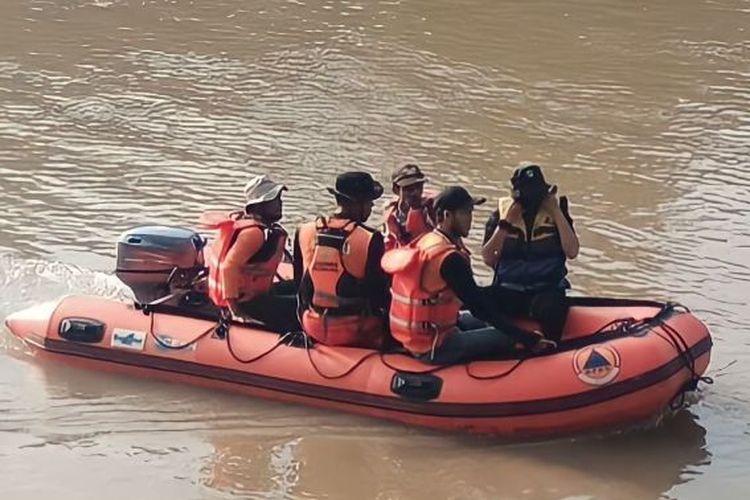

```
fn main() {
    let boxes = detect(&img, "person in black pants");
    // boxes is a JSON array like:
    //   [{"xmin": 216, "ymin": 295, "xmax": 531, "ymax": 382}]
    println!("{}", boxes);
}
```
[
  {"xmin": 481, "ymin": 165, "xmax": 579, "ymax": 342},
  {"xmin": 384, "ymin": 186, "xmax": 556, "ymax": 365}
]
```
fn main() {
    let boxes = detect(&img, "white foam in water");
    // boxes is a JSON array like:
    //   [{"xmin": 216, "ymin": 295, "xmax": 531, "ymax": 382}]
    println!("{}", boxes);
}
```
[{"xmin": 0, "ymin": 252, "xmax": 133, "ymax": 316}]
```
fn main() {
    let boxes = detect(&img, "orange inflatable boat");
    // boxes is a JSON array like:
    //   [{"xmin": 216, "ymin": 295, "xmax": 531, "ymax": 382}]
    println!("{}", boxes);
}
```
[
  {"xmin": 4, "ymin": 295, "xmax": 711, "ymax": 437},
  {"xmin": 3, "ymin": 225, "xmax": 713, "ymax": 437}
]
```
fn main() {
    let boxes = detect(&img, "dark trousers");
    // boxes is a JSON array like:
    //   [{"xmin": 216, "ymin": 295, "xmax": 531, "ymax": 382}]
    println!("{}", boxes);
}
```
[
  {"xmin": 492, "ymin": 287, "xmax": 568, "ymax": 342},
  {"xmin": 418, "ymin": 313, "xmax": 517, "ymax": 365},
  {"xmin": 236, "ymin": 280, "xmax": 301, "ymax": 333}
]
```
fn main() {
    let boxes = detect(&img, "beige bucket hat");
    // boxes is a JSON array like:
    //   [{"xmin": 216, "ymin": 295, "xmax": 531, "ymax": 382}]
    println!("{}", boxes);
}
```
[{"xmin": 244, "ymin": 175, "xmax": 287, "ymax": 208}]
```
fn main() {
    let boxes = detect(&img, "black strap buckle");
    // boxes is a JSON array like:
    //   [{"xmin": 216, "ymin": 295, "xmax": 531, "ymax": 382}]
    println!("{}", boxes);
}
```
[{"xmin": 215, "ymin": 311, "xmax": 231, "ymax": 340}]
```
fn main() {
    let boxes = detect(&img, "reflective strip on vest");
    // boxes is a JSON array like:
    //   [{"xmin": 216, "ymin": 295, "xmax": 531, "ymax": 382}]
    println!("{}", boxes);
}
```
[
  {"xmin": 312, "ymin": 291, "xmax": 367, "ymax": 308},
  {"xmin": 385, "ymin": 230, "xmax": 466, "ymax": 354},
  {"xmin": 389, "ymin": 315, "xmax": 457, "ymax": 332}
]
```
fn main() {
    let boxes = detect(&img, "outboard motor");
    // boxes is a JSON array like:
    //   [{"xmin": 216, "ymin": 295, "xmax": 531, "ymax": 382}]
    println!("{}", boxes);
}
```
[{"xmin": 115, "ymin": 226, "xmax": 206, "ymax": 304}]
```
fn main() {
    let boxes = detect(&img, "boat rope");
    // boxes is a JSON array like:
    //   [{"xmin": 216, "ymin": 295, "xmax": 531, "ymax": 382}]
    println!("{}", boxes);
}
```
[
  {"xmin": 146, "ymin": 310, "xmax": 215, "ymax": 350},
  {"xmin": 459, "ymin": 302, "xmax": 703, "ymax": 381},
  {"xmin": 464, "ymin": 358, "xmax": 526, "ymax": 380},
  {"xmin": 554, "ymin": 316, "xmax": 640, "ymax": 352},
  {"xmin": 379, "ymin": 315, "xmax": 652, "ymax": 381},
  {"xmin": 329, "ymin": 308, "xmax": 671, "ymax": 381},
  {"xmin": 225, "ymin": 320, "xmax": 294, "ymax": 364},
  {"xmin": 647, "ymin": 304, "xmax": 713, "ymax": 410},
  {"xmin": 657, "ymin": 306, "xmax": 713, "ymax": 386},
  {"xmin": 378, "ymin": 352, "xmax": 445, "ymax": 375},
  {"xmin": 143, "ymin": 299, "xmax": 711, "ymax": 389},
  {"xmin": 144, "ymin": 307, "xmax": 294, "ymax": 365},
  {"xmin": 302, "ymin": 333, "xmax": 382, "ymax": 380},
  {"xmin": 461, "ymin": 315, "xmax": 648, "ymax": 381}
]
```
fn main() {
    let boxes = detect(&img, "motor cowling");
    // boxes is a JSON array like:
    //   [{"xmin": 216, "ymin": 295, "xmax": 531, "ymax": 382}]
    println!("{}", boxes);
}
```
[{"xmin": 115, "ymin": 226, "xmax": 205, "ymax": 304}]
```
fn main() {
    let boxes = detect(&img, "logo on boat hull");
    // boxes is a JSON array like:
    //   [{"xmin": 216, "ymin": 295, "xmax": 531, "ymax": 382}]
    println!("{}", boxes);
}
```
[
  {"xmin": 573, "ymin": 345, "xmax": 621, "ymax": 386},
  {"xmin": 111, "ymin": 328, "xmax": 146, "ymax": 351}
]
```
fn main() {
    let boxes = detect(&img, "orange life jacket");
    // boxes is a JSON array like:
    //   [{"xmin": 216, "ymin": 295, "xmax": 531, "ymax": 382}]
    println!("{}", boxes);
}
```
[
  {"xmin": 297, "ymin": 217, "xmax": 384, "ymax": 348},
  {"xmin": 384, "ymin": 196, "xmax": 435, "ymax": 251},
  {"xmin": 382, "ymin": 230, "xmax": 467, "ymax": 355},
  {"xmin": 204, "ymin": 213, "xmax": 286, "ymax": 308}
]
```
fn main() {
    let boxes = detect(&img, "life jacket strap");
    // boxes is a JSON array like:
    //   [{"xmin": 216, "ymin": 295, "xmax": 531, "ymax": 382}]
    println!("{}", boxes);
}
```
[
  {"xmin": 390, "ymin": 290, "xmax": 454, "ymax": 306},
  {"xmin": 389, "ymin": 316, "xmax": 455, "ymax": 332}
]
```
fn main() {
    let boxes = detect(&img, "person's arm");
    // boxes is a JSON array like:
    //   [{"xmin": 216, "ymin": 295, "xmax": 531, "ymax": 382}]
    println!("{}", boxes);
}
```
[
  {"xmin": 364, "ymin": 232, "xmax": 389, "ymax": 311},
  {"xmin": 440, "ymin": 253, "xmax": 539, "ymax": 348},
  {"xmin": 482, "ymin": 209, "xmax": 500, "ymax": 245},
  {"xmin": 543, "ymin": 195, "xmax": 579, "ymax": 259},
  {"xmin": 292, "ymin": 228, "xmax": 313, "ymax": 318},
  {"xmin": 423, "ymin": 197, "xmax": 437, "ymax": 228},
  {"xmin": 292, "ymin": 229, "xmax": 303, "ymax": 287},
  {"xmin": 481, "ymin": 209, "xmax": 508, "ymax": 269},
  {"xmin": 221, "ymin": 229, "xmax": 264, "ymax": 316},
  {"xmin": 482, "ymin": 204, "xmax": 521, "ymax": 268},
  {"xmin": 383, "ymin": 208, "xmax": 403, "ymax": 247}
]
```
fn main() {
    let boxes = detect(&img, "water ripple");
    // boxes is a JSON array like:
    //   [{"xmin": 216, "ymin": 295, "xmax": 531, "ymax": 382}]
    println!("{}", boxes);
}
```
[{"xmin": 1, "ymin": 0, "xmax": 749, "ymax": 497}]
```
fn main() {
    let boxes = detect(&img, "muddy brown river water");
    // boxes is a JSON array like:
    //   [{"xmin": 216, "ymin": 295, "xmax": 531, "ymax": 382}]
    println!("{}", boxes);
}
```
[{"xmin": 1, "ymin": 0, "xmax": 749, "ymax": 498}]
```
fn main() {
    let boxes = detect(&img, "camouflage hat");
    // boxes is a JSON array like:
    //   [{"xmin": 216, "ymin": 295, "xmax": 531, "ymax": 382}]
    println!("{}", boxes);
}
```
[{"xmin": 392, "ymin": 164, "xmax": 428, "ymax": 188}]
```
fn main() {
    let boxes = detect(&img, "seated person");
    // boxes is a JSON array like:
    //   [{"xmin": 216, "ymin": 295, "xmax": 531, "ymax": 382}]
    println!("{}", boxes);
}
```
[
  {"xmin": 205, "ymin": 175, "xmax": 299, "ymax": 332},
  {"xmin": 383, "ymin": 186, "xmax": 554, "ymax": 365},
  {"xmin": 481, "ymin": 165, "xmax": 579, "ymax": 342},
  {"xmin": 383, "ymin": 164, "xmax": 436, "ymax": 250},
  {"xmin": 293, "ymin": 172, "xmax": 389, "ymax": 349}
]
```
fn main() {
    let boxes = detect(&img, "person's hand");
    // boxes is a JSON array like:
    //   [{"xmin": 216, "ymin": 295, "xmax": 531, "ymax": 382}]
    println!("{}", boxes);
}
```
[
  {"xmin": 504, "ymin": 200, "xmax": 522, "ymax": 221},
  {"xmin": 541, "ymin": 192, "xmax": 560, "ymax": 214}
]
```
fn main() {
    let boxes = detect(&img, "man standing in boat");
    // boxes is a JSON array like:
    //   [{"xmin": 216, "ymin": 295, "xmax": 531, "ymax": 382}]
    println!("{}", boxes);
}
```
[
  {"xmin": 383, "ymin": 186, "xmax": 554, "ymax": 364},
  {"xmin": 481, "ymin": 165, "xmax": 579, "ymax": 343},
  {"xmin": 383, "ymin": 164, "xmax": 436, "ymax": 250},
  {"xmin": 293, "ymin": 172, "xmax": 389, "ymax": 348},
  {"xmin": 205, "ymin": 175, "xmax": 299, "ymax": 332}
]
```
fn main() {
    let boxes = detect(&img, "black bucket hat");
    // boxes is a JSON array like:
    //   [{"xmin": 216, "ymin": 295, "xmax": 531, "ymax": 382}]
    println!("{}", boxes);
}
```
[{"xmin": 327, "ymin": 171, "xmax": 384, "ymax": 202}]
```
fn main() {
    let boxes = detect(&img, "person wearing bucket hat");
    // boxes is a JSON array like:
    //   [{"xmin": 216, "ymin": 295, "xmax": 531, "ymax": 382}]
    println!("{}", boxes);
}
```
[
  {"xmin": 383, "ymin": 164, "xmax": 436, "ymax": 250},
  {"xmin": 481, "ymin": 164, "xmax": 579, "ymax": 342},
  {"xmin": 204, "ymin": 174, "xmax": 298, "ymax": 332},
  {"xmin": 382, "ymin": 186, "xmax": 555, "ymax": 365},
  {"xmin": 293, "ymin": 171, "xmax": 389, "ymax": 348}
]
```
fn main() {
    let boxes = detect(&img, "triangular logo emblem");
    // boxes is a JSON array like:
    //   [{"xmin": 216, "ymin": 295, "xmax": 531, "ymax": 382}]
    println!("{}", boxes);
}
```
[{"xmin": 583, "ymin": 349, "xmax": 612, "ymax": 370}]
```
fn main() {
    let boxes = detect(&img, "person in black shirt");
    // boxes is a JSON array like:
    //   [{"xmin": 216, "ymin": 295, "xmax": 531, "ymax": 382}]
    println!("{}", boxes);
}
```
[
  {"xmin": 385, "ymin": 186, "xmax": 555, "ymax": 364},
  {"xmin": 293, "ymin": 172, "xmax": 389, "ymax": 348}
]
